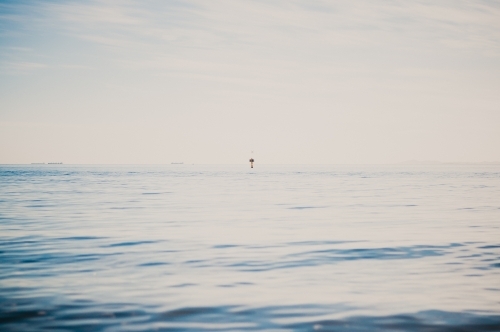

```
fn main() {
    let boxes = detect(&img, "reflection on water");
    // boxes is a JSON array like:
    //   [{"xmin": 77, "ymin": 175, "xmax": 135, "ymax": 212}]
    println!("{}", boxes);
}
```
[{"xmin": 1, "ymin": 165, "xmax": 499, "ymax": 331}]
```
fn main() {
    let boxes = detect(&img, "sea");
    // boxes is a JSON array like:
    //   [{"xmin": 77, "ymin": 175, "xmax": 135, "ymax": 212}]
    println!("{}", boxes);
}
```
[{"xmin": 1, "ymin": 164, "xmax": 499, "ymax": 331}]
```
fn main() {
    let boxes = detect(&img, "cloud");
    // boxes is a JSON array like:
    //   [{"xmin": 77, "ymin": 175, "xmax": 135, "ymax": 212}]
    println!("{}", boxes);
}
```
[
  {"xmin": 40, "ymin": 0, "xmax": 500, "ymax": 56},
  {"xmin": 0, "ymin": 61, "xmax": 47, "ymax": 73},
  {"xmin": 2, "ymin": 0, "xmax": 499, "ymax": 77},
  {"xmin": 49, "ymin": 0, "xmax": 143, "ymax": 25}
]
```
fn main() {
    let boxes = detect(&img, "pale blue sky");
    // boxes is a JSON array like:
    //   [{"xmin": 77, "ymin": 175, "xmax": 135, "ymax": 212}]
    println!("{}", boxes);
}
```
[{"xmin": 1, "ymin": 0, "xmax": 499, "ymax": 164}]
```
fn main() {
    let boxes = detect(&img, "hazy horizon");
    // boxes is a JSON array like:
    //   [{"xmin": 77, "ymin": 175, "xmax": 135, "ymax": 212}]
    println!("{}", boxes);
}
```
[
  {"xmin": 2, "ymin": 161, "xmax": 500, "ymax": 166},
  {"xmin": 1, "ymin": 0, "xmax": 499, "ymax": 164}
]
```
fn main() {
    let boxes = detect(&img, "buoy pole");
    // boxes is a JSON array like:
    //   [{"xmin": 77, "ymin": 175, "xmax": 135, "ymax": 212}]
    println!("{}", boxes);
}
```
[{"xmin": 249, "ymin": 158, "xmax": 254, "ymax": 168}]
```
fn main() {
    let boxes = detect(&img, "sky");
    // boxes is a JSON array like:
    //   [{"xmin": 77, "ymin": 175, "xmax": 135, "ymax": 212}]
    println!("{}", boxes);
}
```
[{"xmin": 0, "ymin": 0, "xmax": 499, "ymax": 164}]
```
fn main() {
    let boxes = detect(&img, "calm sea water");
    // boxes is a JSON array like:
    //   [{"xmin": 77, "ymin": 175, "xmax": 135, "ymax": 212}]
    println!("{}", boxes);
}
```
[{"xmin": 1, "ymin": 164, "xmax": 499, "ymax": 331}]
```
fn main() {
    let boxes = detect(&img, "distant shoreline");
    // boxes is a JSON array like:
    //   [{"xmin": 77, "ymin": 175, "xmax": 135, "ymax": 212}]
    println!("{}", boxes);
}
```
[{"xmin": 399, "ymin": 160, "xmax": 500, "ymax": 165}]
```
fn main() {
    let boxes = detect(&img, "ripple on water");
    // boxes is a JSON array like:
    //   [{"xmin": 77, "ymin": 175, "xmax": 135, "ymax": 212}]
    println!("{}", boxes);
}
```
[
  {"xmin": 1, "ymin": 165, "xmax": 500, "ymax": 331},
  {"xmin": 1, "ymin": 297, "xmax": 500, "ymax": 332}
]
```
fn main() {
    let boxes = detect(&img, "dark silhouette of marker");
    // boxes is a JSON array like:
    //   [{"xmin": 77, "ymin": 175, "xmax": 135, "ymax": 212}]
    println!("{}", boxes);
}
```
[{"xmin": 249, "ymin": 158, "xmax": 254, "ymax": 168}]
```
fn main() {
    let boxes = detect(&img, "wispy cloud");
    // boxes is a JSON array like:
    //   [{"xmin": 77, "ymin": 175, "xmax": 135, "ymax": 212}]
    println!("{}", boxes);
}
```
[
  {"xmin": 2, "ymin": 0, "xmax": 499, "ymax": 79},
  {"xmin": 41, "ymin": 0, "xmax": 500, "ymax": 56},
  {"xmin": 0, "ymin": 61, "xmax": 47, "ymax": 73}
]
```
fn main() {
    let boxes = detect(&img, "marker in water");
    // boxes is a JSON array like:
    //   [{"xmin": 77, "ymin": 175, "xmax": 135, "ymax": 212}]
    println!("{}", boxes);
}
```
[{"xmin": 249, "ymin": 158, "xmax": 254, "ymax": 168}]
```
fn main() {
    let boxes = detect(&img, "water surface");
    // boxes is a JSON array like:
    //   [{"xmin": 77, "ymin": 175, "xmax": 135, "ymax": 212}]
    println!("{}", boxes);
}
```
[{"xmin": 1, "ymin": 164, "xmax": 499, "ymax": 331}]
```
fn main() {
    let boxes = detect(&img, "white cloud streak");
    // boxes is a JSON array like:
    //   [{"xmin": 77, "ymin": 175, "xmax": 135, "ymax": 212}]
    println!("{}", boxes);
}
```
[{"xmin": 41, "ymin": 0, "xmax": 500, "ymax": 54}]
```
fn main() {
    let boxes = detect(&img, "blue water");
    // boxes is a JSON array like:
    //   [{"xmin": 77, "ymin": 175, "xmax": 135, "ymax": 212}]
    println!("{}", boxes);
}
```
[{"xmin": 1, "ymin": 164, "xmax": 499, "ymax": 331}]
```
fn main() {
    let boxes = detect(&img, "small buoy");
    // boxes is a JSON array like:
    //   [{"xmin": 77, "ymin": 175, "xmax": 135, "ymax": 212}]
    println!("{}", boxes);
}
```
[{"xmin": 249, "ymin": 158, "xmax": 254, "ymax": 168}]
